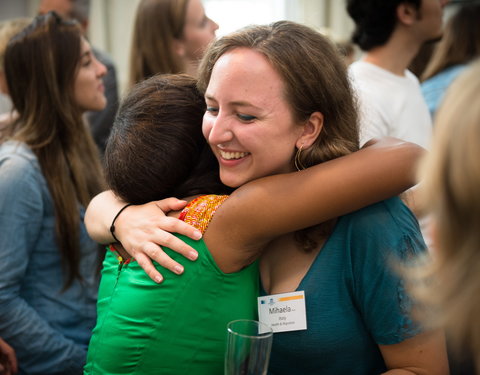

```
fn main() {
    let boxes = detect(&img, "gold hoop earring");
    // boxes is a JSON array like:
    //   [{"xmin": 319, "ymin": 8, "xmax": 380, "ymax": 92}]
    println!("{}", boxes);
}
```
[{"xmin": 294, "ymin": 145, "xmax": 306, "ymax": 171}]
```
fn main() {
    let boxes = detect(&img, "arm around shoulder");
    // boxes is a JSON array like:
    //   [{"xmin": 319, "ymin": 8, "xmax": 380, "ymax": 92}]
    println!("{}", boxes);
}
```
[{"xmin": 206, "ymin": 137, "xmax": 424, "ymax": 270}]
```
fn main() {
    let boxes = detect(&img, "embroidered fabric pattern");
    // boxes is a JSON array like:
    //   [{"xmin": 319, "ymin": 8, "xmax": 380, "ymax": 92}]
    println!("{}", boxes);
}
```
[
  {"xmin": 107, "ymin": 244, "xmax": 133, "ymax": 265},
  {"xmin": 179, "ymin": 195, "xmax": 229, "ymax": 235}
]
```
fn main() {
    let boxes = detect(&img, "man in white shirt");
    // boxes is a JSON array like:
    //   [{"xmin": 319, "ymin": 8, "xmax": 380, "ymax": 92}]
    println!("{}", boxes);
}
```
[{"xmin": 346, "ymin": 0, "xmax": 448, "ymax": 148}]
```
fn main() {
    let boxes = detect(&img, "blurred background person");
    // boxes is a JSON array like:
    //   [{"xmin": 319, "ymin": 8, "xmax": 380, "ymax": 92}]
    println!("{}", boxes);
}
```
[
  {"xmin": 0, "ymin": 17, "xmax": 31, "ymax": 138},
  {"xmin": 0, "ymin": 12, "xmax": 106, "ymax": 374},
  {"xmin": 421, "ymin": 3, "xmax": 480, "ymax": 119},
  {"xmin": 38, "ymin": 0, "xmax": 119, "ymax": 156},
  {"xmin": 346, "ymin": 0, "xmax": 448, "ymax": 149},
  {"xmin": 410, "ymin": 59, "xmax": 480, "ymax": 375},
  {"xmin": 128, "ymin": 0, "xmax": 218, "ymax": 87}
]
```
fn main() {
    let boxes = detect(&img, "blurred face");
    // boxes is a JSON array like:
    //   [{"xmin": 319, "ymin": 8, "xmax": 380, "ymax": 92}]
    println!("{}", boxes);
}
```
[
  {"xmin": 415, "ymin": 0, "xmax": 448, "ymax": 42},
  {"xmin": 73, "ymin": 38, "xmax": 107, "ymax": 112},
  {"xmin": 38, "ymin": 0, "xmax": 72, "ymax": 18},
  {"xmin": 203, "ymin": 48, "xmax": 304, "ymax": 188},
  {"xmin": 181, "ymin": 0, "xmax": 218, "ymax": 60}
]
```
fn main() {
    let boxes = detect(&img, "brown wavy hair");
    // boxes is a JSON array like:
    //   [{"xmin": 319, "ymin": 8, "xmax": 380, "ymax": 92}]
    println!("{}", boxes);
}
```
[{"xmin": 197, "ymin": 21, "xmax": 359, "ymax": 249}]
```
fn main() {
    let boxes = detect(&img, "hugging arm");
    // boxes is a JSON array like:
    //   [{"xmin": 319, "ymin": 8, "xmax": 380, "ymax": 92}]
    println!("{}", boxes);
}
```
[
  {"xmin": 207, "ymin": 137, "xmax": 425, "ymax": 271},
  {"xmin": 85, "ymin": 192, "xmax": 202, "ymax": 282},
  {"xmin": 86, "ymin": 138, "xmax": 424, "ymax": 279}
]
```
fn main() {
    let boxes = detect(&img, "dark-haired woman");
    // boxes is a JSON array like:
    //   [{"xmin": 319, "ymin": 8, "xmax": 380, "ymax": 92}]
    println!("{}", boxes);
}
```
[{"xmin": 0, "ymin": 12, "xmax": 106, "ymax": 374}]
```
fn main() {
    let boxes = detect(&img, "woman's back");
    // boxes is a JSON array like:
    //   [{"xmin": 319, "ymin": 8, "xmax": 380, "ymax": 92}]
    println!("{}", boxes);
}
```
[{"xmin": 85, "ymin": 195, "xmax": 258, "ymax": 374}]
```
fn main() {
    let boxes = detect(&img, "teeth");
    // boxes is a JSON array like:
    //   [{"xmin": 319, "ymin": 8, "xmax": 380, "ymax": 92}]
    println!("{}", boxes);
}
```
[{"xmin": 219, "ymin": 150, "xmax": 249, "ymax": 160}]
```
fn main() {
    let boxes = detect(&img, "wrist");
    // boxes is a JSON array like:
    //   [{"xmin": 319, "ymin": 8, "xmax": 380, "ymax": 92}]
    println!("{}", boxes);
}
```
[{"xmin": 109, "ymin": 203, "xmax": 133, "ymax": 243}]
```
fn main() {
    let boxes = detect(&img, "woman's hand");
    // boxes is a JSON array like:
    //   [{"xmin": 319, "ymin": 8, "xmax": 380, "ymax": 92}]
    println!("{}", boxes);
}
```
[
  {"xmin": 0, "ymin": 338, "xmax": 17, "ymax": 375},
  {"xmin": 113, "ymin": 198, "xmax": 202, "ymax": 283}
]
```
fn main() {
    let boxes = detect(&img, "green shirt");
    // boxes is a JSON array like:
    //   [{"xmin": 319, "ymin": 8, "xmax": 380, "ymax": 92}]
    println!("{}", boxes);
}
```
[{"xmin": 85, "ymin": 235, "xmax": 259, "ymax": 374}]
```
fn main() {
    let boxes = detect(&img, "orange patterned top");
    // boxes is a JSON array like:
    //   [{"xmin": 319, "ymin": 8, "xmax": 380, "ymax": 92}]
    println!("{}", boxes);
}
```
[{"xmin": 179, "ymin": 195, "xmax": 229, "ymax": 234}]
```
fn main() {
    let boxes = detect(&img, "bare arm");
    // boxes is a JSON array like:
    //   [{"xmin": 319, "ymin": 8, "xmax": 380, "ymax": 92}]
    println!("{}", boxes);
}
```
[
  {"xmin": 85, "ymin": 191, "xmax": 202, "ymax": 282},
  {"xmin": 207, "ymin": 138, "xmax": 425, "ymax": 271},
  {"xmin": 87, "ymin": 138, "xmax": 424, "ymax": 280},
  {"xmin": 379, "ymin": 330, "xmax": 449, "ymax": 375}
]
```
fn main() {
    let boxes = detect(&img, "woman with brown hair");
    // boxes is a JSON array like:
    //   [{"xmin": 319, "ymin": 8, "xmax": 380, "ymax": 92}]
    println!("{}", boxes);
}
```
[
  {"xmin": 421, "ymin": 3, "xmax": 480, "ymax": 118},
  {"xmin": 128, "ymin": 0, "xmax": 218, "ymax": 87},
  {"xmin": 0, "ymin": 12, "xmax": 106, "ymax": 374}
]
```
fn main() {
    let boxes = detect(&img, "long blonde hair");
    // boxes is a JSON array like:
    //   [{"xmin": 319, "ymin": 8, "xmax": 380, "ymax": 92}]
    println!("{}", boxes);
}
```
[
  {"xmin": 4, "ymin": 13, "xmax": 105, "ymax": 287},
  {"xmin": 413, "ymin": 59, "xmax": 480, "ymax": 369}
]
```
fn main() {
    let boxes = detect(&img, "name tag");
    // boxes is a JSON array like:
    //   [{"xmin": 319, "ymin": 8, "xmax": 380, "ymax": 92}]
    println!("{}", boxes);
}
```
[{"xmin": 257, "ymin": 291, "xmax": 307, "ymax": 333}]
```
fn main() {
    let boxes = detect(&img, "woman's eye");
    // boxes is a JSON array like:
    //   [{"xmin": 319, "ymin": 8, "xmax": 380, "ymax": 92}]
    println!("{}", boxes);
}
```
[
  {"xmin": 237, "ymin": 114, "xmax": 256, "ymax": 122},
  {"xmin": 206, "ymin": 107, "xmax": 218, "ymax": 115},
  {"xmin": 82, "ymin": 59, "xmax": 92, "ymax": 67},
  {"xmin": 199, "ymin": 16, "xmax": 208, "ymax": 28}
]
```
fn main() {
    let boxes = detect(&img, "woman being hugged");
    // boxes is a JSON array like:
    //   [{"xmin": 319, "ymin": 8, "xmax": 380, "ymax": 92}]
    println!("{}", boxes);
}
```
[
  {"xmin": 0, "ymin": 12, "xmax": 106, "ymax": 374},
  {"xmin": 86, "ymin": 21, "xmax": 447, "ymax": 374}
]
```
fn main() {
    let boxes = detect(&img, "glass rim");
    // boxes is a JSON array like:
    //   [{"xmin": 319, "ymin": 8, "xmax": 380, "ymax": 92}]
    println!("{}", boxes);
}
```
[{"xmin": 227, "ymin": 319, "xmax": 273, "ymax": 338}]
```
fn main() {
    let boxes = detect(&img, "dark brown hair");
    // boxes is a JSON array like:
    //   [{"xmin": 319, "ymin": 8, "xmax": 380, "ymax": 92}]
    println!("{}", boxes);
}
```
[
  {"xmin": 105, "ymin": 74, "xmax": 230, "ymax": 205},
  {"xmin": 4, "ymin": 12, "xmax": 105, "ymax": 287}
]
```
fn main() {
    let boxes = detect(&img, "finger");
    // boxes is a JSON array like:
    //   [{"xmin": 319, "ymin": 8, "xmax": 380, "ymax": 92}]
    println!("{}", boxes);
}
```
[
  {"xmin": 153, "ymin": 228, "xmax": 199, "ymax": 261},
  {"xmin": 154, "ymin": 198, "xmax": 188, "ymax": 213},
  {"xmin": 134, "ymin": 253, "xmax": 164, "ymax": 284},
  {"xmin": 144, "ymin": 244, "xmax": 188, "ymax": 276},
  {"xmin": 157, "ymin": 216, "xmax": 202, "ymax": 242}
]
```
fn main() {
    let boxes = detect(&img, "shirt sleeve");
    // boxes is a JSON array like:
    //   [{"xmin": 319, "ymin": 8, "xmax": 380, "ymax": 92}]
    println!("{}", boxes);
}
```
[
  {"xmin": 349, "ymin": 198, "xmax": 426, "ymax": 345},
  {"xmin": 0, "ymin": 153, "xmax": 86, "ymax": 374}
]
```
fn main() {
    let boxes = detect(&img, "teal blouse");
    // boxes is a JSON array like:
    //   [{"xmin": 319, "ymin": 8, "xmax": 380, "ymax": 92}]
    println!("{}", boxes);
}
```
[{"xmin": 266, "ymin": 197, "xmax": 426, "ymax": 375}]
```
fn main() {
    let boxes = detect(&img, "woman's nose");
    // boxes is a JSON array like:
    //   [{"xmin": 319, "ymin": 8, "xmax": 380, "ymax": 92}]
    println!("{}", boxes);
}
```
[
  {"xmin": 96, "ymin": 59, "xmax": 107, "ymax": 78},
  {"xmin": 210, "ymin": 18, "xmax": 219, "ymax": 33},
  {"xmin": 207, "ymin": 113, "xmax": 233, "ymax": 145}
]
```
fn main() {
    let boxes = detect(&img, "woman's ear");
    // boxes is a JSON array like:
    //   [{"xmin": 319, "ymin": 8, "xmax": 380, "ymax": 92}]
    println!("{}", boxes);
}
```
[{"xmin": 296, "ymin": 111, "xmax": 323, "ymax": 149}]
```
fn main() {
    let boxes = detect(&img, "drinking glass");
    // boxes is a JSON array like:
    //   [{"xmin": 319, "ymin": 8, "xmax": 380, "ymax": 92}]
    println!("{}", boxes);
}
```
[{"xmin": 224, "ymin": 319, "xmax": 273, "ymax": 375}]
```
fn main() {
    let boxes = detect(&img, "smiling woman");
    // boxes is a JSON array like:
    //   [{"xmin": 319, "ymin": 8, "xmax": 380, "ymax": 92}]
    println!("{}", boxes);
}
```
[
  {"xmin": 0, "ymin": 11, "xmax": 106, "ymax": 374},
  {"xmin": 203, "ymin": 47, "xmax": 305, "ymax": 187}
]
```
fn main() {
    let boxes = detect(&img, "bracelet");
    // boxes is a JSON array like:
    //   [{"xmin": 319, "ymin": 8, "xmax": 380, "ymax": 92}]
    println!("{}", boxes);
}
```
[{"xmin": 109, "ymin": 203, "xmax": 133, "ymax": 243}]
